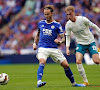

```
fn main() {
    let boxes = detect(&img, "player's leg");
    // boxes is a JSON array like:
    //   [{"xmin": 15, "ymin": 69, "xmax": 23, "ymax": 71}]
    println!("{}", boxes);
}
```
[
  {"xmin": 89, "ymin": 42, "xmax": 100, "ymax": 64},
  {"xmin": 61, "ymin": 60, "xmax": 85, "ymax": 87},
  {"xmin": 36, "ymin": 48, "xmax": 48, "ymax": 87},
  {"xmin": 97, "ymin": 48, "xmax": 100, "ymax": 63},
  {"xmin": 50, "ymin": 49, "xmax": 85, "ymax": 87},
  {"xmin": 37, "ymin": 58, "xmax": 46, "ymax": 87},
  {"xmin": 37, "ymin": 59, "xmax": 46, "ymax": 82},
  {"xmin": 92, "ymin": 54, "xmax": 100, "ymax": 64},
  {"xmin": 61, "ymin": 60, "xmax": 75, "ymax": 85},
  {"xmin": 76, "ymin": 52, "xmax": 89, "ymax": 86},
  {"xmin": 75, "ymin": 44, "xmax": 89, "ymax": 86}
]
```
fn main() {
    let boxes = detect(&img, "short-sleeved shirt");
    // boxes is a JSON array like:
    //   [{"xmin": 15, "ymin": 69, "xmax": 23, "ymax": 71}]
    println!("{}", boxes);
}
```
[{"xmin": 38, "ymin": 20, "xmax": 64, "ymax": 48}]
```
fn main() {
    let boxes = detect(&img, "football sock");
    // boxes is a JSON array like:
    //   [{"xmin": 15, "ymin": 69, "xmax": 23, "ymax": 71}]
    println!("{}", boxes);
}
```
[
  {"xmin": 64, "ymin": 67, "xmax": 76, "ymax": 85},
  {"xmin": 37, "ymin": 63, "xmax": 45, "ymax": 82},
  {"xmin": 76, "ymin": 64, "xmax": 88, "ymax": 82}
]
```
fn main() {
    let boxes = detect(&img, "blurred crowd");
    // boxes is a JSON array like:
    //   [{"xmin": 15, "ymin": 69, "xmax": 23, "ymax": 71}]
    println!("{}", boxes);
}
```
[{"xmin": 0, "ymin": 0, "xmax": 100, "ymax": 55}]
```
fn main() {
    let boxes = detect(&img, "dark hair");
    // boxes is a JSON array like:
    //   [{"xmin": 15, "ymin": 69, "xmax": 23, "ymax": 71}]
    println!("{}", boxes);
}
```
[{"xmin": 44, "ymin": 5, "xmax": 54, "ymax": 12}]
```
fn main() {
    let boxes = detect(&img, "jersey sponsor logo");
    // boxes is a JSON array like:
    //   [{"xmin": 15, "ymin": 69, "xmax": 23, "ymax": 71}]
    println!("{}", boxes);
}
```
[
  {"xmin": 42, "ymin": 28, "xmax": 52, "ymax": 36},
  {"xmin": 74, "ymin": 30, "xmax": 84, "ymax": 35}
]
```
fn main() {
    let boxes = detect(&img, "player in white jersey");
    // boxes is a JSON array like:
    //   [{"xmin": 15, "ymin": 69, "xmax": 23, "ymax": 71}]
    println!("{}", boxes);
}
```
[
  {"xmin": 33, "ymin": 5, "xmax": 85, "ymax": 88},
  {"xmin": 65, "ymin": 6, "xmax": 100, "ymax": 86}
]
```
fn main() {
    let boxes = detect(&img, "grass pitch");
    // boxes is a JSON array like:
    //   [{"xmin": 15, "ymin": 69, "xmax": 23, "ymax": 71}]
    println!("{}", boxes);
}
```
[{"xmin": 0, "ymin": 63, "xmax": 100, "ymax": 90}]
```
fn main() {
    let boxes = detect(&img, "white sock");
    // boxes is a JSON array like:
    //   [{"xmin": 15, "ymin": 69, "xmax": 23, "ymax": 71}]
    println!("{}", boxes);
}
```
[
  {"xmin": 76, "ymin": 64, "xmax": 88, "ymax": 82},
  {"xmin": 37, "ymin": 80, "xmax": 41, "ymax": 84}
]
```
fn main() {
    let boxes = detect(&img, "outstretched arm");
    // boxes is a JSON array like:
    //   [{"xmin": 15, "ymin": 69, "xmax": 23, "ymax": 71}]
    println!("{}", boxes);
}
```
[
  {"xmin": 91, "ymin": 23, "xmax": 100, "ymax": 34},
  {"xmin": 84, "ymin": 17, "xmax": 100, "ymax": 34},
  {"xmin": 33, "ymin": 31, "xmax": 40, "ymax": 50}
]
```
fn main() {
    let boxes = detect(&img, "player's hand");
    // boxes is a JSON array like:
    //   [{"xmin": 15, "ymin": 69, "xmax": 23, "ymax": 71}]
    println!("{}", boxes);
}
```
[
  {"xmin": 66, "ymin": 48, "xmax": 70, "ymax": 55},
  {"xmin": 33, "ymin": 43, "xmax": 37, "ymax": 50},
  {"xmin": 54, "ymin": 39, "xmax": 61, "ymax": 44}
]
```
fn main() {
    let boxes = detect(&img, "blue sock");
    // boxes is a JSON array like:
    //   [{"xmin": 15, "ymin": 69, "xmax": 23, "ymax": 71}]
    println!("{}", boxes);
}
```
[
  {"xmin": 37, "ymin": 63, "xmax": 45, "ymax": 81},
  {"xmin": 64, "ymin": 67, "xmax": 75, "ymax": 83}
]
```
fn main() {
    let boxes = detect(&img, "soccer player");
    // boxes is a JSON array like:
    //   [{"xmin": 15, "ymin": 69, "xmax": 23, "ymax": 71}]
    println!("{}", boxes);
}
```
[
  {"xmin": 33, "ymin": 5, "xmax": 85, "ymax": 87},
  {"xmin": 65, "ymin": 6, "xmax": 100, "ymax": 86}
]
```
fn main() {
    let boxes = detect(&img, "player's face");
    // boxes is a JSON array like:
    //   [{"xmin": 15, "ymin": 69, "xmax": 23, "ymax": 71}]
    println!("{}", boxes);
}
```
[
  {"xmin": 66, "ymin": 10, "xmax": 75, "ymax": 21},
  {"xmin": 44, "ymin": 9, "xmax": 53, "ymax": 22}
]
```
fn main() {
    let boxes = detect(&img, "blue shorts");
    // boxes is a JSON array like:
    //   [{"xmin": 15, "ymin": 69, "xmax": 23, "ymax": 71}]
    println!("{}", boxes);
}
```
[{"xmin": 75, "ymin": 42, "xmax": 98, "ymax": 57}]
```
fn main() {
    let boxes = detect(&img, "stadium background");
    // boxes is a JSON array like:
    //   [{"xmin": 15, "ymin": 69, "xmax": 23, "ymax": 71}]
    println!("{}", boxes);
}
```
[
  {"xmin": 0, "ymin": 0, "xmax": 100, "ymax": 64},
  {"xmin": 0, "ymin": 0, "xmax": 100, "ymax": 90}
]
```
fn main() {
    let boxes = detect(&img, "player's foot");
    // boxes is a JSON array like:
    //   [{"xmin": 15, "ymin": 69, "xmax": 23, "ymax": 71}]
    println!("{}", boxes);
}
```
[
  {"xmin": 37, "ymin": 81, "xmax": 46, "ymax": 87},
  {"xmin": 83, "ymin": 82, "xmax": 89, "ymax": 86},
  {"xmin": 73, "ymin": 83, "xmax": 86, "ymax": 87}
]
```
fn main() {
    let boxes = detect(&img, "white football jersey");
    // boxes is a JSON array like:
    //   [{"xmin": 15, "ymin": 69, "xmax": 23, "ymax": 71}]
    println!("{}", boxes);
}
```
[{"xmin": 65, "ymin": 16, "xmax": 100, "ymax": 45}]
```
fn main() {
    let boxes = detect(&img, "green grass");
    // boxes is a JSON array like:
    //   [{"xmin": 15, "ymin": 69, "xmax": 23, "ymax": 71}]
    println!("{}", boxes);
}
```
[{"xmin": 0, "ymin": 63, "xmax": 100, "ymax": 90}]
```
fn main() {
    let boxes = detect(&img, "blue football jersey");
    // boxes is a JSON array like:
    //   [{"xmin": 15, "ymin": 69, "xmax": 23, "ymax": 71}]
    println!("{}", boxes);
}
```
[{"xmin": 38, "ymin": 20, "xmax": 64, "ymax": 48}]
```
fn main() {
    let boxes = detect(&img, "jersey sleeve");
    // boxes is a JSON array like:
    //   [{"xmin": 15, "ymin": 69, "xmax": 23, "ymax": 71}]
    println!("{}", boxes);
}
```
[
  {"xmin": 58, "ymin": 23, "xmax": 64, "ymax": 34},
  {"xmin": 65, "ymin": 23, "xmax": 71, "ymax": 47},
  {"xmin": 38, "ymin": 22, "xmax": 40, "ymax": 31},
  {"xmin": 83, "ymin": 16, "xmax": 93, "ymax": 26},
  {"xmin": 83, "ymin": 17, "xmax": 100, "ymax": 34},
  {"xmin": 65, "ymin": 23, "xmax": 71, "ymax": 36}
]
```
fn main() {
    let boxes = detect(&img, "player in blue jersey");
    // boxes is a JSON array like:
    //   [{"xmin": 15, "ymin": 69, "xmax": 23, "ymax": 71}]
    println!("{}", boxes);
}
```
[{"xmin": 33, "ymin": 5, "xmax": 85, "ymax": 88}]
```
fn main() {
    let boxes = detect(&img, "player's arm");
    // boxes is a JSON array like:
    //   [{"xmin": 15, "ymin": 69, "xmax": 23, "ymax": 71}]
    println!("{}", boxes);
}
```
[
  {"xmin": 54, "ymin": 33, "xmax": 65, "ymax": 44},
  {"xmin": 90, "ymin": 23, "xmax": 100, "ymax": 34},
  {"xmin": 84, "ymin": 17, "xmax": 100, "ymax": 34},
  {"xmin": 59, "ymin": 33, "xmax": 65, "ymax": 43},
  {"xmin": 54, "ymin": 23, "xmax": 65, "ymax": 44},
  {"xmin": 33, "ymin": 31, "xmax": 40, "ymax": 50},
  {"xmin": 58, "ymin": 33, "xmax": 65, "ymax": 44},
  {"xmin": 66, "ymin": 35, "xmax": 70, "ymax": 55},
  {"xmin": 65, "ymin": 24, "xmax": 71, "ymax": 55}
]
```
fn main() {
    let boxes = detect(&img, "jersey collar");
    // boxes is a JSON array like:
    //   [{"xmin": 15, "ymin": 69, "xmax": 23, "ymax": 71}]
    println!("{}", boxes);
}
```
[{"xmin": 45, "ymin": 20, "xmax": 55, "ymax": 24}]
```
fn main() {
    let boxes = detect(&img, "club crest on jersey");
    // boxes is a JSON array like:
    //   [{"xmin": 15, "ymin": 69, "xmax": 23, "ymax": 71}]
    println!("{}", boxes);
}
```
[
  {"xmin": 42, "ymin": 25, "xmax": 44, "ymax": 27},
  {"xmin": 51, "ymin": 25, "xmax": 55, "ymax": 29}
]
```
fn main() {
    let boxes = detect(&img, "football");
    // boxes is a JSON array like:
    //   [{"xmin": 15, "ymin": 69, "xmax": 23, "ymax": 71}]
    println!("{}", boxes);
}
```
[{"xmin": 0, "ymin": 73, "xmax": 9, "ymax": 85}]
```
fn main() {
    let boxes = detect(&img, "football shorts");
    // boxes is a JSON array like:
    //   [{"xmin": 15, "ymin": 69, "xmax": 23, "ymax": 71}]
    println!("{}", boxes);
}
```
[
  {"xmin": 37, "ymin": 47, "xmax": 66, "ymax": 64},
  {"xmin": 75, "ymin": 42, "xmax": 98, "ymax": 57}
]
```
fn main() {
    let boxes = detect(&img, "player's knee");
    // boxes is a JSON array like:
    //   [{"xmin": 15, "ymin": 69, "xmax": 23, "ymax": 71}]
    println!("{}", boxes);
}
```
[
  {"xmin": 39, "ymin": 59, "xmax": 46, "ymax": 65},
  {"xmin": 94, "ymin": 60, "xmax": 99, "ymax": 64},
  {"xmin": 61, "ymin": 59, "xmax": 69, "ymax": 68},
  {"xmin": 62, "ymin": 64, "xmax": 69, "ymax": 68},
  {"xmin": 76, "ymin": 60, "xmax": 82, "ymax": 64},
  {"xmin": 92, "ymin": 54, "xmax": 100, "ymax": 64},
  {"xmin": 61, "ymin": 63, "xmax": 69, "ymax": 68}
]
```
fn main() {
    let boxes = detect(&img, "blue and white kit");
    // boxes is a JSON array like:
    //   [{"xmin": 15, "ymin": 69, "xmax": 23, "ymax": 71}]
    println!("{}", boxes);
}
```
[{"xmin": 37, "ymin": 20, "xmax": 66, "ymax": 63}]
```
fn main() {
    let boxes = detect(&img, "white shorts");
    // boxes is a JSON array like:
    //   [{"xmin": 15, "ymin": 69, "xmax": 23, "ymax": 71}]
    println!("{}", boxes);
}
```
[{"xmin": 37, "ymin": 47, "xmax": 66, "ymax": 64}]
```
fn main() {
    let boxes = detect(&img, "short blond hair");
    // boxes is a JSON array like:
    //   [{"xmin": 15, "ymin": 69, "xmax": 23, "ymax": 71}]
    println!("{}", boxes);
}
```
[
  {"xmin": 44, "ymin": 5, "xmax": 54, "ymax": 12},
  {"xmin": 65, "ymin": 6, "xmax": 75, "ymax": 13}
]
